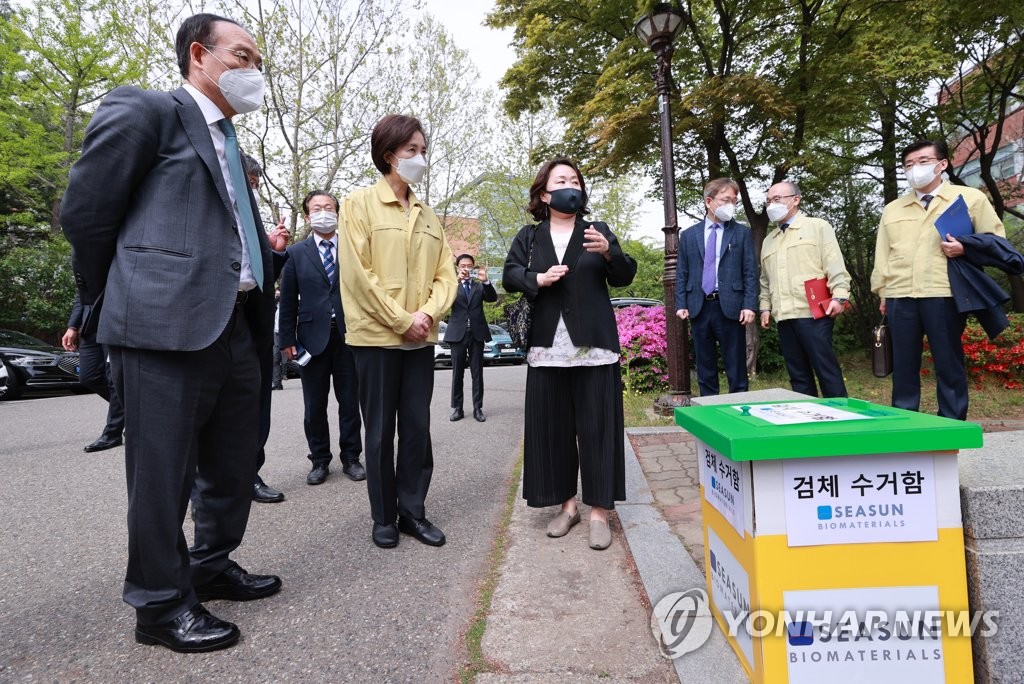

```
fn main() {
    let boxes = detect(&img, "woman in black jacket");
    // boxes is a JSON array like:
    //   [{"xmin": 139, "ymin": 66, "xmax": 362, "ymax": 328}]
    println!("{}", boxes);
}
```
[{"xmin": 502, "ymin": 158, "xmax": 637, "ymax": 550}]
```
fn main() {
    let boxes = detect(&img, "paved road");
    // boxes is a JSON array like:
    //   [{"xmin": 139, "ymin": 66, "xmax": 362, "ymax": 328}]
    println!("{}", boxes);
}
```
[{"xmin": 0, "ymin": 363, "xmax": 527, "ymax": 682}]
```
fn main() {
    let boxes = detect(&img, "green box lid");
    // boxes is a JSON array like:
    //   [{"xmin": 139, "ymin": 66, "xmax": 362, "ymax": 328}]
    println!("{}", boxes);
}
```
[{"xmin": 673, "ymin": 397, "xmax": 983, "ymax": 461}]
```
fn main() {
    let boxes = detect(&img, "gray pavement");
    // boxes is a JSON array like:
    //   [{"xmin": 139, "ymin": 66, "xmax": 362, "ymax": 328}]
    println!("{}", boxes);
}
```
[
  {"xmin": 0, "ymin": 363, "xmax": 723, "ymax": 683},
  {"xmin": 0, "ymin": 365, "xmax": 525, "ymax": 682}
]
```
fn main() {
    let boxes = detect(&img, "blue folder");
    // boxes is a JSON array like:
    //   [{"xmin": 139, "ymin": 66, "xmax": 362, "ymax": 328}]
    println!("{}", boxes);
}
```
[{"xmin": 934, "ymin": 195, "xmax": 974, "ymax": 240}]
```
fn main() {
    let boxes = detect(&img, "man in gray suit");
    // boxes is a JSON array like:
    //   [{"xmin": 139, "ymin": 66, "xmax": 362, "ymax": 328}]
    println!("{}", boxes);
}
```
[{"xmin": 62, "ymin": 14, "xmax": 281, "ymax": 653}]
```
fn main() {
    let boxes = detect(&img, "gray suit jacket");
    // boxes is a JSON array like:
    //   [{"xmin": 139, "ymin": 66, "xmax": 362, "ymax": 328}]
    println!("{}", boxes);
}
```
[
  {"xmin": 675, "ymin": 219, "xmax": 757, "ymax": 320},
  {"xmin": 62, "ymin": 86, "xmax": 274, "ymax": 352}
]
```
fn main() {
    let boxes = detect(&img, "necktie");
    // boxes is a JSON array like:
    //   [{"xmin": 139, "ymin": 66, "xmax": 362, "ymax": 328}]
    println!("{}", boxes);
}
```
[
  {"xmin": 217, "ymin": 119, "xmax": 264, "ymax": 290},
  {"xmin": 702, "ymin": 223, "xmax": 720, "ymax": 295},
  {"xmin": 780, "ymin": 223, "xmax": 789, "ymax": 232},
  {"xmin": 463, "ymin": 281, "xmax": 471, "ymax": 301},
  {"xmin": 922, "ymin": 194, "xmax": 933, "ymax": 209},
  {"xmin": 320, "ymin": 239, "xmax": 336, "ymax": 285}
]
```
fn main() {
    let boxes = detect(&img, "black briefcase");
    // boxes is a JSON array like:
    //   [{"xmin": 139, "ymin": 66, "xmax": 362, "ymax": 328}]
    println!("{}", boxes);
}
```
[{"xmin": 872, "ymin": 316, "xmax": 893, "ymax": 378}]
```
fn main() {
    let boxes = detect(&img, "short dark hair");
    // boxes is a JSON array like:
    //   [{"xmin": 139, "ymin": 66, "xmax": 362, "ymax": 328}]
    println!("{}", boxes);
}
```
[
  {"xmin": 175, "ymin": 13, "xmax": 243, "ymax": 78},
  {"xmin": 901, "ymin": 140, "xmax": 949, "ymax": 165},
  {"xmin": 370, "ymin": 114, "xmax": 427, "ymax": 175},
  {"xmin": 526, "ymin": 157, "xmax": 590, "ymax": 221},
  {"xmin": 241, "ymin": 153, "xmax": 262, "ymax": 179},
  {"xmin": 302, "ymin": 190, "xmax": 339, "ymax": 215},
  {"xmin": 455, "ymin": 254, "xmax": 475, "ymax": 266}
]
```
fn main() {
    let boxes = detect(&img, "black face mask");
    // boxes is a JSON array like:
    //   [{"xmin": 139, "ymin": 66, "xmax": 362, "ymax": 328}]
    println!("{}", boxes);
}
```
[{"xmin": 547, "ymin": 188, "xmax": 584, "ymax": 215}]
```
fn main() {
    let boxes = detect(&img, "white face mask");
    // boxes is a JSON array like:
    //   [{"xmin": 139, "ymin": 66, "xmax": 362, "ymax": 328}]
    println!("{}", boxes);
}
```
[
  {"xmin": 906, "ymin": 162, "xmax": 941, "ymax": 190},
  {"xmin": 712, "ymin": 200, "xmax": 737, "ymax": 222},
  {"xmin": 766, "ymin": 202, "xmax": 791, "ymax": 223},
  {"xmin": 394, "ymin": 153, "xmax": 427, "ymax": 184},
  {"xmin": 203, "ymin": 48, "xmax": 265, "ymax": 114},
  {"xmin": 309, "ymin": 210, "xmax": 337, "ymax": 234}
]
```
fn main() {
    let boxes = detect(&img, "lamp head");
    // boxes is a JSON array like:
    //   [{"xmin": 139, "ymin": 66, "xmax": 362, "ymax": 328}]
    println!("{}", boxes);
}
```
[{"xmin": 634, "ymin": 2, "xmax": 685, "ymax": 51}]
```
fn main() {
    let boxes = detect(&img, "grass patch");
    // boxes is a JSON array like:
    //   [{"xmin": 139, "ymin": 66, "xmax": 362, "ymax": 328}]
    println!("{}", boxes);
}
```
[
  {"xmin": 622, "ymin": 352, "xmax": 1024, "ymax": 426},
  {"xmin": 458, "ymin": 453, "xmax": 524, "ymax": 683}
]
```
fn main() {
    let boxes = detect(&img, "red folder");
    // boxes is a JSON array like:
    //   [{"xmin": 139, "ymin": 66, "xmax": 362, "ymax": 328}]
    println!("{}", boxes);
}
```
[{"xmin": 804, "ymin": 278, "xmax": 831, "ymax": 319}]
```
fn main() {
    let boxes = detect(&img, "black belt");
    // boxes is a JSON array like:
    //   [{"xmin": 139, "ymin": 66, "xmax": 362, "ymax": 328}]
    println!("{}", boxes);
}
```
[
  {"xmin": 236, "ymin": 290, "xmax": 249, "ymax": 304},
  {"xmin": 704, "ymin": 291, "xmax": 719, "ymax": 301}
]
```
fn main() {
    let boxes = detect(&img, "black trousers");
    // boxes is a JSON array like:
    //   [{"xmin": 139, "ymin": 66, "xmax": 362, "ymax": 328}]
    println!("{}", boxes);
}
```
[
  {"xmin": 110, "ymin": 305, "xmax": 260, "ymax": 625},
  {"xmin": 690, "ymin": 298, "xmax": 748, "ymax": 396},
  {"xmin": 522, "ymin": 363, "xmax": 625, "ymax": 510},
  {"xmin": 887, "ymin": 297, "xmax": 968, "ymax": 420},
  {"xmin": 777, "ymin": 317, "xmax": 847, "ymax": 398},
  {"xmin": 350, "ymin": 346, "xmax": 434, "ymax": 524},
  {"xmin": 450, "ymin": 334, "xmax": 484, "ymax": 410},
  {"xmin": 300, "ymin": 323, "xmax": 362, "ymax": 467},
  {"xmin": 78, "ymin": 332, "xmax": 124, "ymax": 440}
]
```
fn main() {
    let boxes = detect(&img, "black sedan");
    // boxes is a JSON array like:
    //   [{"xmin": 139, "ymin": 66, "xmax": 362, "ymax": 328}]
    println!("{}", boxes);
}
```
[{"xmin": 0, "ymin": 329, "xmax": 85, "ymax": 400}]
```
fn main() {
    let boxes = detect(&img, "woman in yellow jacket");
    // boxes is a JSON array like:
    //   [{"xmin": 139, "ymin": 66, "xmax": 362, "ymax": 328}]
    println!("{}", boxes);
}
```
[{"xmin": 337, "ymin": 114, "xmax": 457, "ymax": 549}]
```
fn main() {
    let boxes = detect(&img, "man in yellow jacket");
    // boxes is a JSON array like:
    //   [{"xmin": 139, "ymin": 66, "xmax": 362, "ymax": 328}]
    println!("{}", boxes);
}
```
[
  {"xmin": 870, "ymin": 140, "xmax": 1004, "ymax": 420},
  {"xmin": 759, "ymin": 181, "xmax": 851, "ymax": 397}
]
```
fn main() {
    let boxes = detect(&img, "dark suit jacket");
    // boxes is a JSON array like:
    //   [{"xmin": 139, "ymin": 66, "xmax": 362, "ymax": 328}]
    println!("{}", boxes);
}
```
[
  {"xmin": 61, "ymin": 86, "xmax": 275, "ymax": 352},
  {"xmin": 675, "ymin": 219, "xmax": 757, "ymax": 320},
  {"xmin": 503, "ymin": 218, "xmax": 637, "ymax": 352},
  {"xmin": 443, "ymin": 279, "xmax": 497, "ymax": 343},
  {"xmin": 278, "ymin": 236, "xmax": 345, "ymax": 356},
  {"xmin": 948, "ymin": 233, "xmax": 1024, "ymax": 340}
]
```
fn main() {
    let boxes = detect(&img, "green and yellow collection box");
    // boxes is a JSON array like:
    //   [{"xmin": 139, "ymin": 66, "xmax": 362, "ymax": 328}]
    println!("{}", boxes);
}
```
[{"xmin": 675, "ymin": 398, "xmax": 983, "ymax": 684}]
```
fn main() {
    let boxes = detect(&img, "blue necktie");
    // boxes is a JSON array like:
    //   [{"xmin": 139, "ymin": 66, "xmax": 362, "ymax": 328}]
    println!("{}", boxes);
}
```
[
  {"xmin": 922, "ymin": 194, "xmax": 933, "ymax": 209},
  {"xmin": 702, "ymin": 224, "xmax": 720, "ymax": 295},
  {"xmin": 463, "ymin": 281, "xmax": 471, "ymax": 301},
  {"xmin": 217, "ymin": 118, "xmax": 264, "ymax": 290},
  {"xmin": 321, "ymin": 239, "xmax": 336, "ymax": 285}
]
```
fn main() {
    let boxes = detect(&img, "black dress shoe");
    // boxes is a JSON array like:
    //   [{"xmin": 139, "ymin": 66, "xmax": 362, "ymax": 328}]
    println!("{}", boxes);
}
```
[
  {"xmin": 372, "ymin": 522, "xmax": 399, "ymax": 548},
  {"xmin": 398, "ymin": 516, "xmax": 446, "ymax": 547},
  {"xmin": 83, "ymin": 436, "xmax": 123, "ymax": 453},
  {"xmin": 342, "ymin": 460, "xmax": 366, "ymax": 481},
  {"xmin": 450, "ymin": 408, "xmax": 464, "ymax": 422},
  {"xmin": 473, "ymin": 408, "xmax": 486, "ymax": 422},
  {"xmin": 194, "ymin": 564, "xmax": 282, "ymax": 602},
  {"xmin": 271, "ymin": 382, "xmax": 284, "ymax": 390},
  {"xmin": 253, "ymin": 480, "xmax": 285, "ymax": 503},
  {"xmin": 135, "ymin": 604, "xmax": 239, "ymax": 653},
  {"xmin": 307, "ymin": 463, "xmax": 329, "ymax": 485}
]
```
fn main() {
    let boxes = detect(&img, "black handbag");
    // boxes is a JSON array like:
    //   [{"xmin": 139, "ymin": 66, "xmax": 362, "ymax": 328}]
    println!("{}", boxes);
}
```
[
  {"xmin": 872, "ymin": 315, "xmax": 893, "ymax": 378},
  {"xmin": 505, "ymin": 230, "xmax": 536, "ymax": 349}
]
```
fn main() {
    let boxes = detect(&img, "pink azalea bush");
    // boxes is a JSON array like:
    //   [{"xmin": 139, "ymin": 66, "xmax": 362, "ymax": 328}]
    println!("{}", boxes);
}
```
[{"xmin": 616, "ymin": 305, "xmax": 669, "ymax": 394}]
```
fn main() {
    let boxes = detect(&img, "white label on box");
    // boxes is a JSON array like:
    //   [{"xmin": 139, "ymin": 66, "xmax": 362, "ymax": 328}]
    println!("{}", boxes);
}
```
[
  {"xmin": 782, "ymin": 453, "xmax": 937, "ymax": 547},
  {"xmin": 707, "ymin": 528, "xmax": 754, "ymax": 669},
  {"xmin": 698, "ymin": 442, "xmax": 746, "ymax": 537},
  {"xmin": 784, "ymin": 585, "xmax": 944, "ymax": 684},
  {"xmin": 735, "ymin": 402, "xmax": 872, "ymax": 425}
]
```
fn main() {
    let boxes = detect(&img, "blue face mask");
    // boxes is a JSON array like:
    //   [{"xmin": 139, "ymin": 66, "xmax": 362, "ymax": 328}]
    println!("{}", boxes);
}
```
[{"xmin": 547, "ymin": 188, "xmax": 584, "ymax": 215}]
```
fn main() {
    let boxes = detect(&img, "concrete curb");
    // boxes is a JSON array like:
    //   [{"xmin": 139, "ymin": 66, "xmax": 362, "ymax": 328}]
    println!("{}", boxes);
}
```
[{"xmin": 619, "ymin": 426, "xmax": 746, "ymax": 683}]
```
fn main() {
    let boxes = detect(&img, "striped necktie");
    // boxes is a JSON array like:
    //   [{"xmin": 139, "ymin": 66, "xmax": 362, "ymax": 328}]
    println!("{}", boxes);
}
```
[
  {"xmin": 922, "ymin": 194, "xmax": 933, "ymax": 209},
  {"xmin": 217, "ymin": 118, "xmax": 264, "ymax": 290},
  {"xmin": 320, "ymin": 239, "xmax": 335, "ymax": 285}
]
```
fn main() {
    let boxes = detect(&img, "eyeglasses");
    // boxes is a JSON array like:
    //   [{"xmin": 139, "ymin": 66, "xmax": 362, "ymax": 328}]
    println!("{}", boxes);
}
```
[
  {"xmin": 765, "ymin": 194, "xmax": 797, "ymax": 204},
  {"xmin": 902, "ymin": 157, "xmax": 939, "ymax": 170},
  {"xmin": 202, "ymin": 44, "xmax": 263, "ymax": 72}
]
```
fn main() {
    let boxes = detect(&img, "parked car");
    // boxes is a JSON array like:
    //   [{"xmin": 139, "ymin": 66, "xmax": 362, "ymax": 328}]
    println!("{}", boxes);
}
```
[
  {"xmin": 434, "ymin": 321, "xmax": 452, "ymax": 368},
  {"xmin": 435, "ymin": 322, "xmax": 525, "ymax": 368},
  {"xmin": 483, "ymin": 324, "xmax": 525, "ymax": 365},
  {"xmin": 610, "ymin": 297, "xmax": 663, "ymax": 308},
  {"xmin": 0, "ymin": 329, "xmax": 85, "ymax": 400}
]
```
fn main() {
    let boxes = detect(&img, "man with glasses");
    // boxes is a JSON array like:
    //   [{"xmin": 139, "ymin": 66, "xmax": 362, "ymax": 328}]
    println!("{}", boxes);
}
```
[
  {"xmin": 675, "ymin": 177, "xmax": 757, "ymax": 396},
  {"xmin": 758, "ymin": 181, "xmax": 851, "ymax": 397},
  {"xmin": 62, "ymin": 13, "xmax": 281, "ymax": 653},
  {"xmin": 870, "ymin": 140, "xmax": 1004, "ymax": 420}
]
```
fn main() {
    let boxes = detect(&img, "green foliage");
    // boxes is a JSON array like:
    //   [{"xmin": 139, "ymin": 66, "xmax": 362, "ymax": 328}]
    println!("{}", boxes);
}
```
[
  {"xmin": 0, "ymin": 233, "xmax": 74, "ymax": 341},
  {"xmin": 609, "ymin": 238, "xmax": 664, "ymax": 301}
]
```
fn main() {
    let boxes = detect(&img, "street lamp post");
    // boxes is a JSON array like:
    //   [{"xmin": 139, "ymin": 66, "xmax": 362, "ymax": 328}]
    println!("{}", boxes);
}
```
[{"xmin": 634, "ymin": 3, "xmax": 691, "ymax": 415}]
